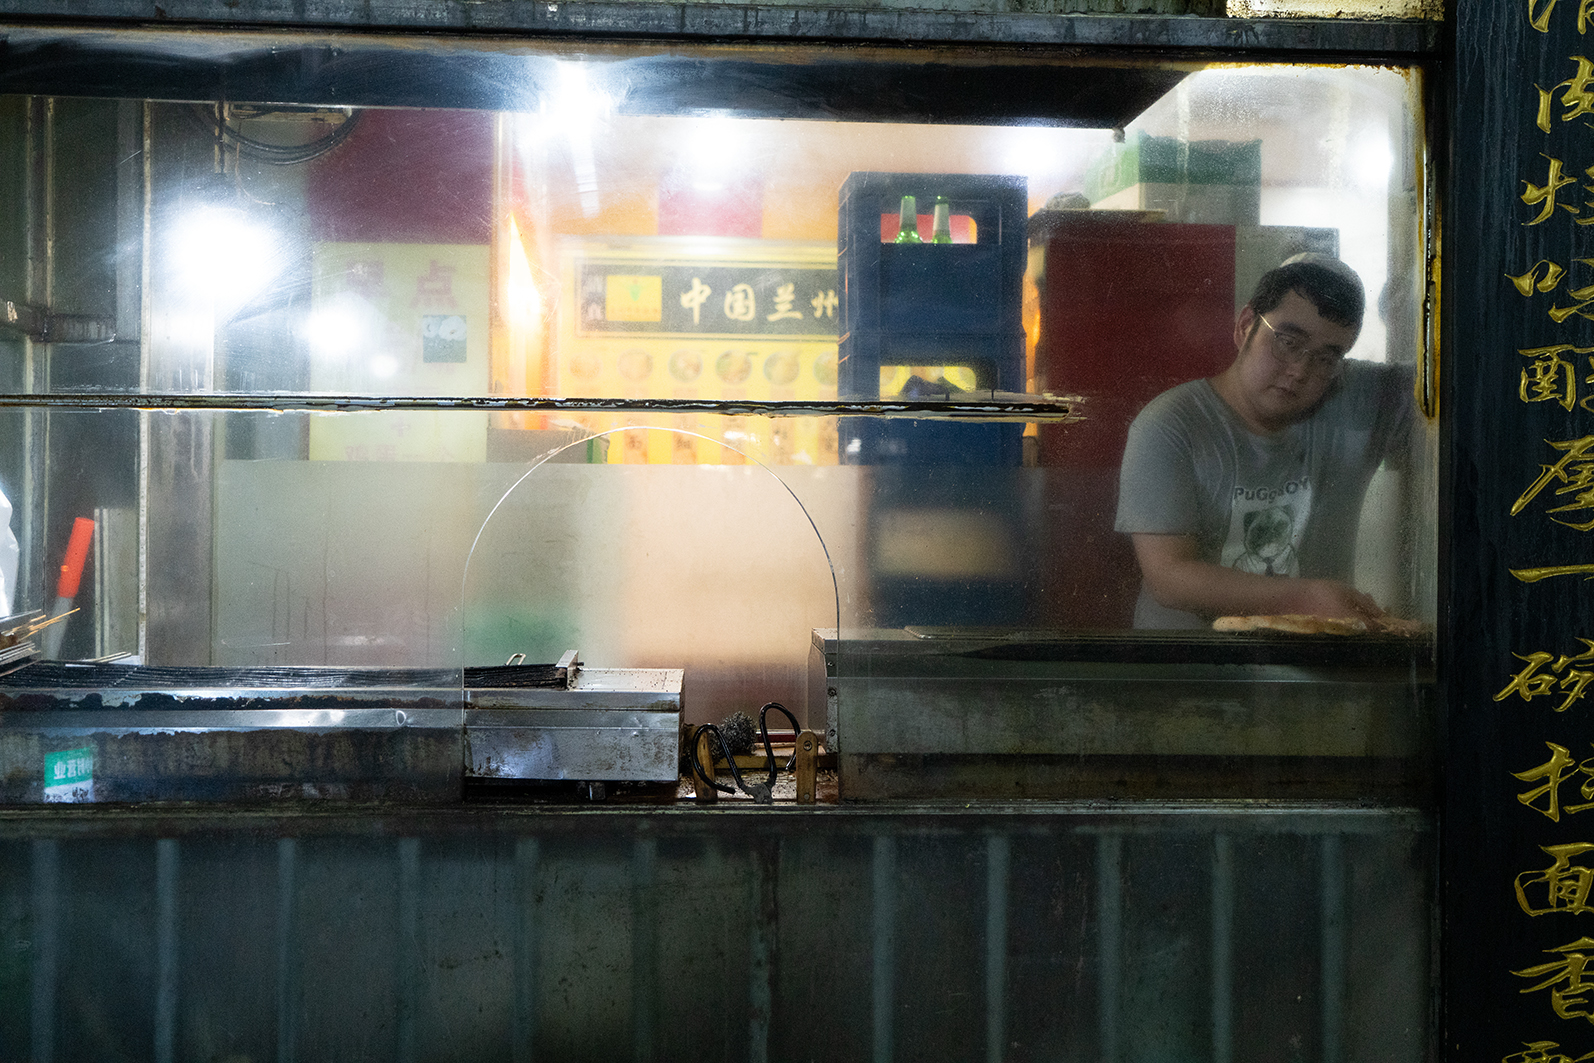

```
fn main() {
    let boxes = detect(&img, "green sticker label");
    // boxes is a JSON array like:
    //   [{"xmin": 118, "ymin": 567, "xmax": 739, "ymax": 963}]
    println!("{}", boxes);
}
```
[{"xmin": 43, "ymin": 746, "xmax": 95, "ymax": 803}]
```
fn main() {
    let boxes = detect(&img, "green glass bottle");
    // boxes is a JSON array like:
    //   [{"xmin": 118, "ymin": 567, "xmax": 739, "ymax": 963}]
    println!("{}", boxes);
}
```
[
  {"xmin": 931, "ymin": 196, "xmax": 952, "ymax": 244},
  {"xmin": 893, "ymin": 195, "xmax": 922, "ymax": 244}
]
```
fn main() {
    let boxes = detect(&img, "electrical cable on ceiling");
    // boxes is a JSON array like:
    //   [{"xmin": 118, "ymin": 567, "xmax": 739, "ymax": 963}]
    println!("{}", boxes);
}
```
[{"xmin": 184, "ymin": 103, "xmax": 362, "ymax": 166}]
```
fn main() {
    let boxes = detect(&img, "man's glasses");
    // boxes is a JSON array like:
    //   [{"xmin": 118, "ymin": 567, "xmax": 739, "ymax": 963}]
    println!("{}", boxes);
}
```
[{"xmin": 1256, "ymin": 312, "xmax": 1346, "ymax": 375}]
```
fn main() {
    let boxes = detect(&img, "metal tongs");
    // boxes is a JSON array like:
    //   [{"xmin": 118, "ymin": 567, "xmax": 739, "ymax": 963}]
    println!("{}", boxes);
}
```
[{"xmin": 0, "ymin": 609, "xmax": 75, "ymax": 672}]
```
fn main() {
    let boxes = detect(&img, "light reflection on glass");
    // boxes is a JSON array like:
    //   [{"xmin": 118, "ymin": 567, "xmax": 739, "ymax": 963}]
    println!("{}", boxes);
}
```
[
  {"xmin": 545, "ymin": 61, "xmax": 611, "ymax": 217},
  {"xmin": 678, "ymin": 114, "xmax": 757, "ymax": 190},
  {"xmin": 307, "ymin": 293, "xmax": 373, "ymax": 361},
  {"xmin": 1353, "ymin": 132, "xmax": 1394, "ymax": 188},
  {"xmin": 171, "ymin": 202, "xmax": 284, "ymax": 313}
]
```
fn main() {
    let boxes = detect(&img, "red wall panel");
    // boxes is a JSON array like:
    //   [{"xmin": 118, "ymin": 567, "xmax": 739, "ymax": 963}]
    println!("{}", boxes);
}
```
[
  {"xmin": 1034, "ymin": 217, "xmax": 1237, "ymax": 627},
  {"xmin": 307, "ymin": 109, "xmax": 494, "ymax": 245}
]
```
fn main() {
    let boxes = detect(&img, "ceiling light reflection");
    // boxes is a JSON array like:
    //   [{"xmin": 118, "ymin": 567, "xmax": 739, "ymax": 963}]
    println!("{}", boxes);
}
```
[
  {"xmin": 171, "ymin": 203, "xmax": 283, "ymax": 310},
  {"xmin": 307, "ymin": 293, "xmax": 376, "ymax": 359},
  {"xmin": 680, "ymin": 115, "xmax": 753, "ymax": 184},
  {"xmin": 544, "ymin": 61, "xmax": 611, "ymax": 217},
  {"xmin": 1353, "ymin": 135, "xmax": 1395, "ymax": 187}
]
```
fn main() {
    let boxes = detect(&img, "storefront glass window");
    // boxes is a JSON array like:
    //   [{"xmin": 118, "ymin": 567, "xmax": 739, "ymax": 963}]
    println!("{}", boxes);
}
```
[
  {"xmin": 0, "ymin": 35, "xmax": 1433, "ymax": 788},
  {"xmin": 0, "ymin": 25, "xmax": 1437, "ymax": 1058}
]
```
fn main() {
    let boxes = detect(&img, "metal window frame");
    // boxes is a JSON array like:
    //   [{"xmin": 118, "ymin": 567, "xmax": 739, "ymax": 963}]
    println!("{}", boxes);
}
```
[{"xmin": 0, "ymin": 2, "xmax": 1440, "ymax": 57}]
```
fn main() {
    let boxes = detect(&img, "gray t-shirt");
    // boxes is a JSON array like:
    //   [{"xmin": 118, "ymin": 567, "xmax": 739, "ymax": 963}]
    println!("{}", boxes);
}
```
[{"xmin": 1113, "ymin": 361, "xmax": 1414, "ymax": 628}]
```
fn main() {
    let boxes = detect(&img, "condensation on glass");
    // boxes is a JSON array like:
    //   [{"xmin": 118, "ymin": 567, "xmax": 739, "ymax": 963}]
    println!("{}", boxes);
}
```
[
  {"xmin": 0, "ymin": 44, "xmax": 1440, "ymax": 809},
  {"xmin": 0, "ymin": 42, "xmax": 1435, "ymax": 802},
  {"xmin": 0, "ymin": 49, "xmax": 1434, "ymax": 692}
]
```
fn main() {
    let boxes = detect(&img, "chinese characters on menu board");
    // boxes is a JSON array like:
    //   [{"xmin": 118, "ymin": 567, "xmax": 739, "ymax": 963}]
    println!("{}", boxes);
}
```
[
  {"xmin": 1493, "ymin": 5, "xmax": 1594, "ymax": 1059},
  {"xmin": 578, "ymin": 262, "xmax": 839, "ymax": 338}
]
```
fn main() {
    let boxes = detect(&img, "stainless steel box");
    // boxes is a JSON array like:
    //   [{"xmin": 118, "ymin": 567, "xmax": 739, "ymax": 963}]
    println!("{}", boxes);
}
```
[
  {"xmin": 814, "ymin": 627, "xmax": 1434, "ymax": 802},
  {"xmin": 465, "ymin": 666, "xmax": 684, "ymax": 784}
]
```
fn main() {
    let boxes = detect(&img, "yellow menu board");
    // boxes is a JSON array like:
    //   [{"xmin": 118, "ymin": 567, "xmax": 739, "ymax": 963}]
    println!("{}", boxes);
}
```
[{"xmin": 554, "ymin": 237, "xmax": 841, "ymax": 466}]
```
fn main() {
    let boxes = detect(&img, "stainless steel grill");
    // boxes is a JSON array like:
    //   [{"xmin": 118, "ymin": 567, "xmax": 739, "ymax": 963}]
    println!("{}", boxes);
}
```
[
  {"xmin": 0, "ymin": 658, "xmax": 683, "ymax": 803},
  {"xmin": 814, "ymin": 627, "xmax": 1436, "ymax": 802}
]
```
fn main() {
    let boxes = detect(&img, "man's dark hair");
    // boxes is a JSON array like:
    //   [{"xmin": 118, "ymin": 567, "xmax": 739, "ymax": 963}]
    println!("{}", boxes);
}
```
[{"xmin": 1248, "ymin": 260, "xmax": 1365, "ymax": 330}]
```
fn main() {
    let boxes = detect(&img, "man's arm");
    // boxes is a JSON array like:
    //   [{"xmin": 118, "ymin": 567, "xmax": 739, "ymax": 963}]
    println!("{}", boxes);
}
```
[{"xmin": 1130, "ymin": 532, "xmax": 1384, "ymax": 621}]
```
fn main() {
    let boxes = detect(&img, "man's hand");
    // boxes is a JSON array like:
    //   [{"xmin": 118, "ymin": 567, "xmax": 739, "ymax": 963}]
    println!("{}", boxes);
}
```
[
  {"xmin": 1271, "ymin": 578, "xmax": 1384, "ymax": 621},
  {"xmin": 1130, "ymin": 533, "xmax": 1384, "ymax": 621}
]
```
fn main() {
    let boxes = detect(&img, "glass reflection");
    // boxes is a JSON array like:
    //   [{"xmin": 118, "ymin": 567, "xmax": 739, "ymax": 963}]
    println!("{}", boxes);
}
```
[
  {"xmin": 460, "ymin": 426, "xmax": 841, "ymax": 727},
  {"xmin": 0, "ymin": 58, "xmax": 1431, "ymax": 667}
]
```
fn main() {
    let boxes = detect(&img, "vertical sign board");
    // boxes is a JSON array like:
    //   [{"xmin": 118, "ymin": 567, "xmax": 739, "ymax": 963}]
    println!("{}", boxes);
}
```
[{"xmin": 1451, "ymin": 3, "xmax": 1594, "ymax": 1058}]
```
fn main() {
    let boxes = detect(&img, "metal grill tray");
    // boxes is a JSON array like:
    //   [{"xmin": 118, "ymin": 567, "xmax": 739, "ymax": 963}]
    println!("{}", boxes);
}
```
[
  {"xmin": 0, "ymin": 661, "xmax": 568, "ymax": 711},
  {"xmin": 0, "ymin": 660, "xmax": 685, "ymax": 798}
]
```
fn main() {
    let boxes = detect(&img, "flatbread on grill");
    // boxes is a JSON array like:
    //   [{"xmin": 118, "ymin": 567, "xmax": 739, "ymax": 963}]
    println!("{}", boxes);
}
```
[
  {"xmin": 1367, "ymin": 615, "xmax": 1430, "ymax": 637},
  {"xmin": 1212, "ymin": 614, "xmax": 1368, "ymax": 636},
  {"xmin": 1211, "ymin": 613, "xmax": 1430, "ymax": 637}
]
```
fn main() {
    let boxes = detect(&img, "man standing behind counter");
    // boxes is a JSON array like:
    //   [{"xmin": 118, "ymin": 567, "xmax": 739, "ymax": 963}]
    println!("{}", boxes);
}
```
[{"xmin": 1114, "ymin": 254, "xmax": 1413, "ymax": 629}]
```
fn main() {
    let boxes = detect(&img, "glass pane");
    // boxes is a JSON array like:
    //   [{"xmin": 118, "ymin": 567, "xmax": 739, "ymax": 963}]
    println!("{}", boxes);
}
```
[
  {"xmin": 460, "ymin": 424, "xmax": 843, "ymax": 734},
  {"xmin": 0, "ymin": 35, "xmax": 1433, "ymax": 802}
]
